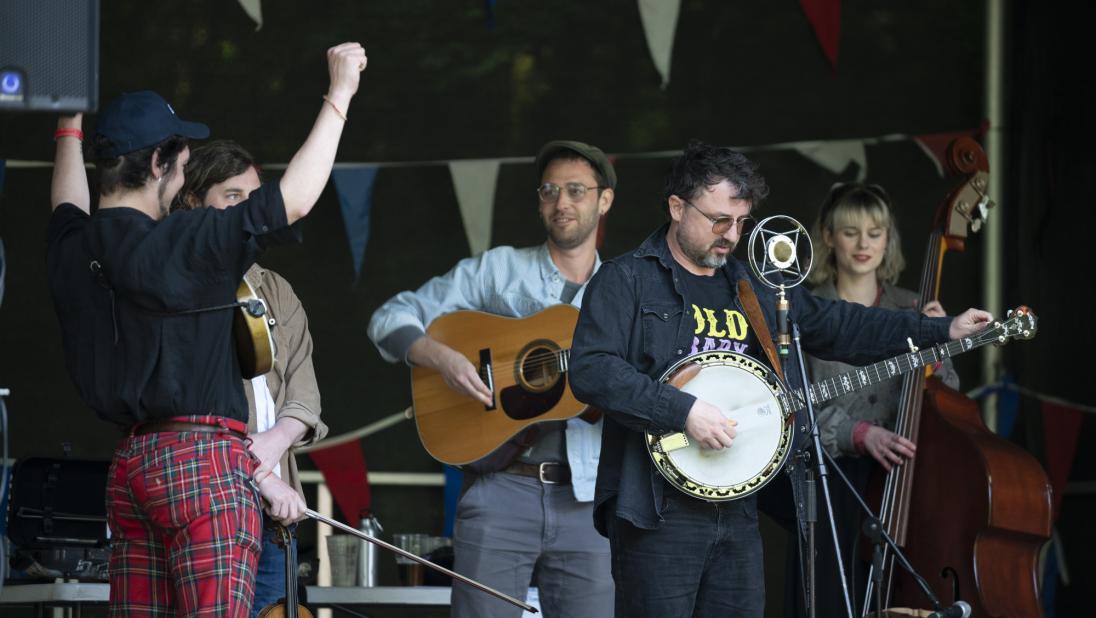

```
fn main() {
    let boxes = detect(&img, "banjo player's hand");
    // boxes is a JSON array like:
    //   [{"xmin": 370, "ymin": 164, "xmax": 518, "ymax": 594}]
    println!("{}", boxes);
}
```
[
  {"xmin": 948, "ymin": 308, "xmax": 993, "ymax": 339},
  {"xmin": 862, "ymin": 426, "xmax": 916, "ymax": 471},
  {"xmin": 684, "ymin": 400, "xmax": 738, "ymax": 450}
]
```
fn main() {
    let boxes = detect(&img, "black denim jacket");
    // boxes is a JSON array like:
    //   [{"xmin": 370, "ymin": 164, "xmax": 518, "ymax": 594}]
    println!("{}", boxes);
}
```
[{"xmin": 569, "ymin": 224, "xmax": 952, "ymax": 534}]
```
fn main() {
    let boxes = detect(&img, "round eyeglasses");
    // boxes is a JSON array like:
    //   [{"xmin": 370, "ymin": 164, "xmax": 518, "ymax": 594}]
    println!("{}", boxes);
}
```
[
  {"xmin": 537, "ymin": 182, "xmax": 601, "ymax": 203},
  {"xmin": 683, "ymin": 200, "xmax": 755, "ymax": 235}
]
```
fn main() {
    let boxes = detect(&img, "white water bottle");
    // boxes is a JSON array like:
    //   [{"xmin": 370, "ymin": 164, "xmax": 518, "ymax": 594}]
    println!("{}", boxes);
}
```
[{"xmin": 357, "ymin": 513, "xmax": 382, "ymax": 587}]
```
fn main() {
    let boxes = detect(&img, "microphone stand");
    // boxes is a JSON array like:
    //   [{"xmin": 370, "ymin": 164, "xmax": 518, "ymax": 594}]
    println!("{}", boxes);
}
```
[
  {"xmin": 788, "ymin": 320, "xmax": 854, "ymax": 618},
  {"xmin": 817, "ymin": 447, "xmax": 953, "ymax": 617}
]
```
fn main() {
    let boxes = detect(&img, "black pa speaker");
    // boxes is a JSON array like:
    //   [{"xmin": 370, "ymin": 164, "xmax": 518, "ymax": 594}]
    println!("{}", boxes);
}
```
[{"xmin": 0, "ymin": 0, "xmax": 100, "ymax": 113}]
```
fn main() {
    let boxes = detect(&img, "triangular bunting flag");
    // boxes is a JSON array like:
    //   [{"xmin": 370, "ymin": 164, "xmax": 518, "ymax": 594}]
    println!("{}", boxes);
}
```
[
  {"xmin": 308, "ymin": 439, "xmax": 372, "ymax": 521},
  {"xmin": 1042, "ymin": 401, "xmax": 1084, "ymax": 521},
  {"xmin": 237, "ymin": 0, "xmax": 263, "ymax": 31},
  {"xmin": 485, "ymin": 0, "xmax": 497, "ymax": 32},
  {"xmin": 449, "ymin": 159, "xmax": 501, "ymax": 256},
  {"xmin": 799, "ymin": 0, "xmax": 841, "ymax": 69},
  {"xmin": 792, "ymin": 139, "xmax": 866, "ymax": 180},
  {"xmin": 332, "ymin": 166, "xmax": 379, "ymax": 283},
  {"xmin": 638, "ymin": 0, "xmax": 683, "ymax": 88}
]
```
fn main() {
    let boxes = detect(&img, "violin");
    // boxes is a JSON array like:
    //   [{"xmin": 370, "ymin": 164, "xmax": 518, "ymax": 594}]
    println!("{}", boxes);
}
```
[{"xmin": 256, "ymin": 524, "xmax": 313, "ymax": 618}]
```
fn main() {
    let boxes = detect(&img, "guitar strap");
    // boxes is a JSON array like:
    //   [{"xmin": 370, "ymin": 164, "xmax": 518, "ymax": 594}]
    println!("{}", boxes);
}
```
[{"xmin": 737, "ymin": 279, "xmax": 784, "ymax": 381}]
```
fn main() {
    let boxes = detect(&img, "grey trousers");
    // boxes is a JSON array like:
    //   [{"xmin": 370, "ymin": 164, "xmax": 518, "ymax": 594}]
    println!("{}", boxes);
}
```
[{"xmin": 451, "ymin": 472, "xmax": 614, "ymax": 618}]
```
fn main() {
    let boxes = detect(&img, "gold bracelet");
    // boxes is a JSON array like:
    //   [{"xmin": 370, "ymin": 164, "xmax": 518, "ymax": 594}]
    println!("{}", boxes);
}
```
[{"xmin": 322, "ymin": 95, "xmax": 347, "ymax": 122}]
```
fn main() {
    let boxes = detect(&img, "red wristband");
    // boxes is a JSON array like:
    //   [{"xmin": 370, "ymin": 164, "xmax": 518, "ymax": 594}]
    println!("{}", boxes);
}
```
[
  {"xmin": 852, "ymin": 421, "xmax": 872, "ymax": 454},
  {"xmin": 54, "ymin": 127, "xmax": 84, "ymax": 141}
]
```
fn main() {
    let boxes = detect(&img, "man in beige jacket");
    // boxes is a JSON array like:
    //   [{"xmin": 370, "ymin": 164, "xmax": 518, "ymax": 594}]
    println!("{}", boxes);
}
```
[{"xmin": 175, "ymin": 139, "xmax": 328, "ymax": 616}]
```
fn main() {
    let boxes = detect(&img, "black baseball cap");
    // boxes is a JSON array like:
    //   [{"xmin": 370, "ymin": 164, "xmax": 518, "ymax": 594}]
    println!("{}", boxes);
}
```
[
  {"xmin": 94, "ymin": 91, "xmax": 209, "ymax": 158},
  {"xmin": 536, "ymin": 140, "xmax": 617, "ymax": 190}
]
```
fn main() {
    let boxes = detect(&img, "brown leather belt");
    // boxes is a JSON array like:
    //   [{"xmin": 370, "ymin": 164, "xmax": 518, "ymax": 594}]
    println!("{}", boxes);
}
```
[
  {"xmin": 503, "ymin": 461, "xmax": 571, "ymax": 485},
  {"xmin": 134, "ymin": 420, "xmax": 247, "ymax": 440}
]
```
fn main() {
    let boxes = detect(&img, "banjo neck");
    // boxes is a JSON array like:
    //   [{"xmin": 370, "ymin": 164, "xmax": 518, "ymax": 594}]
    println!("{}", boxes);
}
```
[{"xmin": 792, "ymin": 308, "xmax": 1033, "ymax": 412}]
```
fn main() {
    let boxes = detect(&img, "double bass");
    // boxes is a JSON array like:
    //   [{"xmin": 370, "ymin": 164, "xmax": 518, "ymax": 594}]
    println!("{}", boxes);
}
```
[{"xmin": 866, "ymin": 137, "xmax": 1052, "ymax": 617}]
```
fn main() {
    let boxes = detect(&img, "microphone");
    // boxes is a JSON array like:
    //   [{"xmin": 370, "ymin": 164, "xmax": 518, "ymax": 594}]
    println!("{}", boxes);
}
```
[
  {"xmin": 929, "ymin": 601, "xmax": 972, "ymax": 618},
  {"xmin": 766, "ymin": 234, "xmax": 797, "ymax": 269},
  {"xmin": 746, "ymin": 216, "xmax": 813, "ymax": 359},
  {"xmin": 745, "ymin": 215, "xmax": 813, "ymax": 290}
]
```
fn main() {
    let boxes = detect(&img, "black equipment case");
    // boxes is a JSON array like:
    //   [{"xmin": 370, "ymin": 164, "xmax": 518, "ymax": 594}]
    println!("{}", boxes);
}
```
[{"xmin": 5, "ymin": 457, "xmax": 110, "ymax": 581}]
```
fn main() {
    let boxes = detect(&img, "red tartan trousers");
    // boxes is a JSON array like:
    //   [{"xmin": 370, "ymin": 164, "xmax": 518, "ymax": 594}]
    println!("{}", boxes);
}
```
[{"xmin": 106, "ymin": 416, "xmax": 262, "ymax": 617}]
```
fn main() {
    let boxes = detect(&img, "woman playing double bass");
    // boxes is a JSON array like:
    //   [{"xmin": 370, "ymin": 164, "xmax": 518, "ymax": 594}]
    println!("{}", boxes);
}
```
[{"xmin": 786, "ymin": 182, "xmax": 959, "ymax": 617}]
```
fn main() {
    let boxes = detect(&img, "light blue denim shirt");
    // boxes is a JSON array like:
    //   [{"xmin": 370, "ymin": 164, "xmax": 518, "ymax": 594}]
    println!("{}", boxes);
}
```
[{"xmin": 368, "ymin": 244, "xmax": 602, "ymax": 502}]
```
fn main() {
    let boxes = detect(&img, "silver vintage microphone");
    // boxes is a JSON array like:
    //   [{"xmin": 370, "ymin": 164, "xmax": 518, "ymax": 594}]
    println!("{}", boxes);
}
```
[{"xmin": 746, "ymin": 215, "xmax": 813, "ymax": 357}]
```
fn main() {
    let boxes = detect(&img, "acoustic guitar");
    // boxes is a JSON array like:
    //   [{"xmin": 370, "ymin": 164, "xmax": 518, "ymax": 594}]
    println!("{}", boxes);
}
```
[
  {"xmin": 411, "ymin": 304, "xmax": 589, "ymax": 465},
  {"xmin": 233, "ymin": 278, "xmax": 277, "ymax": 379}
]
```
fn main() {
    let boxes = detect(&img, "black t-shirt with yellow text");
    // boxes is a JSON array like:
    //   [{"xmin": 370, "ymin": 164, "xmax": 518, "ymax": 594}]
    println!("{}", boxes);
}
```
[{"xmin": 676, "ymin": 264, "xmax": 761, "ymax": 363}]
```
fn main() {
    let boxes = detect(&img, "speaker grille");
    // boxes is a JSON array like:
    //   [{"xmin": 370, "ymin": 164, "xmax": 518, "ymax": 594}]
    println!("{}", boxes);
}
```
[{"xmin": 0, "ymin": 0, "xmax": 99, "ymax": 112}]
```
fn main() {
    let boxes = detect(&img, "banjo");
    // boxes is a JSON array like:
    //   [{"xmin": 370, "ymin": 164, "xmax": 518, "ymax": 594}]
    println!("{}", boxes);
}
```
[{"xmin": 646, "ymin": 307, "xmax": 1037, "ymax": 502}]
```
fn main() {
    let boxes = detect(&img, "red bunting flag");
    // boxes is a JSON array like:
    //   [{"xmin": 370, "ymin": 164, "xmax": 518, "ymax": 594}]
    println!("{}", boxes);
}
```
[
  {"xmin": 799, "ymin": 0, "xmax": 841, "ymax": 70},
  {"xmin": 1041, "ymin": 401, "xmax": 1084, "ymax": 521},
  {"xmin": 309, "ymin": 439, "xmax": 372, "ymax": 521}
]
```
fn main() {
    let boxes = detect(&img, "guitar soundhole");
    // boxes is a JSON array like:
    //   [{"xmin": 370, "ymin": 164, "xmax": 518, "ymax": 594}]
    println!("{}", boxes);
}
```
[{"xmin": 517, "ymin": 340, "xmax": 561, "ymax": 393}]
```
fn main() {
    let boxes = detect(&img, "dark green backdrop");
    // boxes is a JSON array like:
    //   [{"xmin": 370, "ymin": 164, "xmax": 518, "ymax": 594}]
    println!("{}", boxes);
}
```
[{"xmin": 3, "ymin": 1, "xmax": 1092, "ymax": 615}]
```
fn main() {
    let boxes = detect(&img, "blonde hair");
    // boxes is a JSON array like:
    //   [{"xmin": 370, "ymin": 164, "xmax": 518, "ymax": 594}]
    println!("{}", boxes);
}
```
[{"xmin": 809, "ymin": 183, "xmax": 906, "ymax": 285}]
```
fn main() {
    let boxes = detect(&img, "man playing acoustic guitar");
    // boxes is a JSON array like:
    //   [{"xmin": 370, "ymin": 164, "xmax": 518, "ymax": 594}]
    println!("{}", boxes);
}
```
[{"xmin": 368, "ymin": 141, "xmax": 616, "ymax": 617}]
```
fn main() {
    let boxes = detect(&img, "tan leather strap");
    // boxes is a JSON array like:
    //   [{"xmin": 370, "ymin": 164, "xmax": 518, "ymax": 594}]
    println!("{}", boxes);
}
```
[
  {"xmin": 737, "ymin": 279, "xmax": 784, "ymax": 381},
  {"xmin": 133, "ymin": 420, "xmax": 247, "ymax": 439}
]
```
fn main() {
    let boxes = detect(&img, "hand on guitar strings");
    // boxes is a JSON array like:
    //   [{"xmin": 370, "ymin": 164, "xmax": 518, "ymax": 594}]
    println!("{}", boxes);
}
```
[
  {"xmin": 410, "ymin": 337, "xmax": 493, "ymax": 406},
  {"xmin": 862, "ymin": 425, "xmax": 916, "ymax": 471},
  {"xmin": 255, "ymin": 475, "xmax": 308, "ymax": 525},
  {"xmin": 684, "ymin": 399, "xmax": 738, "ymax": 450}
]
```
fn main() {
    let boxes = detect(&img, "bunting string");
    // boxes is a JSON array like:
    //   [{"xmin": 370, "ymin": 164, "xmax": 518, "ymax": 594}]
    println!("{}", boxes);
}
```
[
  {"xmin": 968, "ymin": 382, "xmax": 1096, "ymax": 415},
  {"xmin": 0, "ymin": 127, "xmax": 975, "ymax": 171}
]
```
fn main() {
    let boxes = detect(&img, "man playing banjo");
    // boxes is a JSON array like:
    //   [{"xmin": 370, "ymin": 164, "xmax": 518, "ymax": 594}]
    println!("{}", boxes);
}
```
[{"xmin": 568, "ymin": 140, "xmax": 993, "ymax": 618}]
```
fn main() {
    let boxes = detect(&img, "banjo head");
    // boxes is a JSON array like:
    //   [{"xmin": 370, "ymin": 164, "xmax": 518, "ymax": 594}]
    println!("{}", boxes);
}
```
[{"xmin": 647, "ymin": 351, "xmax": 794, "ymax": 502}]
